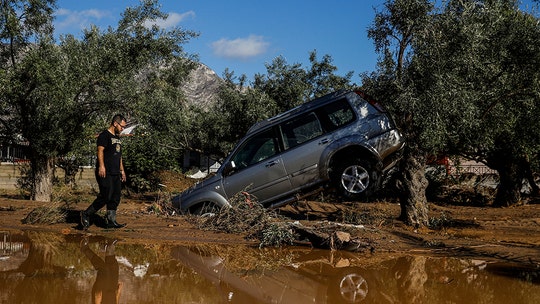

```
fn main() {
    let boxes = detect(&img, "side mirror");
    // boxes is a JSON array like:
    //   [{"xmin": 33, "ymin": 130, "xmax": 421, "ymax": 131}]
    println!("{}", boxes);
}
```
[{"xmin": 222, "ymin": 161, "xmax": 236, "ymax": 176}]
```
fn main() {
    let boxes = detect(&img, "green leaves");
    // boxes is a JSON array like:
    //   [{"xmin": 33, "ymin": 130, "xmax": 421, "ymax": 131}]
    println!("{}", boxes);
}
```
[
  {"xmin": 417, "ymin": 0, "xmax": 540, "ymax": 157},
  {"xmin": 364, "ymin": 0, "xmax": 540, "ymax": 159},
  {"xmin": 0, "ymin": 0, "xmax": 198, "ymax": 198},
  {"xmin": 183, "ymin": 51, "xmax": 355, "ymax": 160},
  {"xmin": 364, "ymin": 0, "xmax": 540, "ymax": 206}
]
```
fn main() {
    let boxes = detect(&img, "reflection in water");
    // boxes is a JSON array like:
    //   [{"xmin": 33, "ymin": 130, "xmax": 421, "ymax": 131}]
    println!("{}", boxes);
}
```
[
  {"xmin": 0, "ymin": 231, "xmax": 80, "ymax": 303},
  {"xmin": 0, "ymin": 230, "xmax": 539, "ymax": 303},
  {"xmin": 394, "ymin": 255, "xmax": 428, "ymax": 303},
  {"xmin": 170, "ymin": 245, "xmax": 370, "ymax": 303},
  {"xmin": 80, "ymin": 237, "xmax": 122, "ymax": 304}
]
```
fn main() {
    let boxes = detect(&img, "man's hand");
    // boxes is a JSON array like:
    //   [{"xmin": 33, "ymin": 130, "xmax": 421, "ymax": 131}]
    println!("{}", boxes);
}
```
[{"xmin": 98, "ymin": 166, "xmax": 106, "ymax": 178}]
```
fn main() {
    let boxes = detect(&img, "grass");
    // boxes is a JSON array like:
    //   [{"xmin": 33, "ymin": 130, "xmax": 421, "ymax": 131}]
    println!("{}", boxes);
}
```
[
  {"xmin": 146, "ymin": 190, "xmax": 177, "ymax": 216},
  {"xmin": 22, "ymin": 202, "xmax": 68, "ymax": 224},
  {"xmin": 428, "ymin": 211, "xmax": 453, "ymax": 230}
]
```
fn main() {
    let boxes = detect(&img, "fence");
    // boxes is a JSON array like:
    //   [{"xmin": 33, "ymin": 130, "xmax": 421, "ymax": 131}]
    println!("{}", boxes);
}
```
[
  {"xmin": 450, "ymin": 164, "xmax": 498, "ymax": 176},
  {"xmin": 0, "ymin": 163, "xmax": 96, "ymax": 190},
  {"xmin": 0, "ymin": 231, "xmax": 27, "ymax": 257}
]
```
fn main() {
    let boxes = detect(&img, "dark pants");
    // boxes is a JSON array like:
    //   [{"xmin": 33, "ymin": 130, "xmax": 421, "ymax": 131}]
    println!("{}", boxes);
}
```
[
  {"xmin": 81, "ymin": 246, "xmax": 121, "ymax": 304},
  {"xmin": 91, "ymin": 171, "xmax": 122, "ymax": 211}
]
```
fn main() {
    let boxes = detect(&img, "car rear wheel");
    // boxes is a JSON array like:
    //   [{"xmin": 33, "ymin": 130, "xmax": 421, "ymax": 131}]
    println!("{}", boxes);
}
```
[{"xmin": 333, "ymin": 159, "xmax": 378, "ymax": 199}]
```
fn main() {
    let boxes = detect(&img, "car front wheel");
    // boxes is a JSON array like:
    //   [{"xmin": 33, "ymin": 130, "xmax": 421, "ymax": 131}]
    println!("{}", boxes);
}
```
[{"xmin": 191, "ymin": 202, "xmax": 220, "ymax": 217}]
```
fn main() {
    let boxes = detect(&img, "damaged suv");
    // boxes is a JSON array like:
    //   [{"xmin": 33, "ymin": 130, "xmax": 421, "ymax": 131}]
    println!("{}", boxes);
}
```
[{"xmin": 172, "ymin": 90, "xmax": 404, "ymax": 214}]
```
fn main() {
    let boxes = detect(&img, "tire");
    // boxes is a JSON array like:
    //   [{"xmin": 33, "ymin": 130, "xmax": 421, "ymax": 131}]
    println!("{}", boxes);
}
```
[
  {"xmin": 191, "ymin": 202, "xmax": 220, "ymax": 216},
  {"xmin": 333, "ymin": 159, "xmax": 378, "ymax": 199},
  {"xmin": 328, "ymin": 270, "xmax": 369, "ymax": 303}
]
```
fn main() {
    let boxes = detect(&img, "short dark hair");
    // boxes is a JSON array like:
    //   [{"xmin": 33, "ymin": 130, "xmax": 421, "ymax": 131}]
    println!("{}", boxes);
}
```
[{"xmin": 112, "ymin": 114, "xmax": 126, "ymax": 125}]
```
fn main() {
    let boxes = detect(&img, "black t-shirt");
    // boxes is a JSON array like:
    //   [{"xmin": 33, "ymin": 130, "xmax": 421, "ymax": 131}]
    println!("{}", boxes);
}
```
[{"xmin": 96, "ymin": 130, "xmax": 122, "ymax": 175}]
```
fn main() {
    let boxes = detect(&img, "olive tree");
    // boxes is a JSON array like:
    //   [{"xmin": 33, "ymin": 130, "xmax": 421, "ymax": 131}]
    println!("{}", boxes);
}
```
[
  {"xmin": 363, "ymin": 0, "xmax": 433, "ymax": 227},
  {"xmin": 410, "ymin": 0, "xmax": 540, "ymax": 206},
  {"xmin": 254, "ymin": 50, "xmax": 355, "ymax": 112},
  {"xmin": 364, "ymin": 0, "xmax": 540, "ymax": 220},
  {"xmin": 1, "ymin": 0, "xmax": 59, "ymax": 200},
  {"xmin": 0, "ymin": 0, "xmax": 197, "ymax": 201}
]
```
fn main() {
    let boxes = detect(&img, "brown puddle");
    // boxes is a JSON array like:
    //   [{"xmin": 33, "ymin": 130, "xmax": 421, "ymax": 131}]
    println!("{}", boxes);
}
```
[{"xmin": 0, "ymin": 230, "xmax": 539, "ymax": 303}]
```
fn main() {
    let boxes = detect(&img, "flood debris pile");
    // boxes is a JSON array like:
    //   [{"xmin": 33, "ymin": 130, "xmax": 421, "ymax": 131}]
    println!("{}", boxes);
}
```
[
  {"xmin": 289, "ymin": 221, "xmax": 376, "ymax": 252},
  {"xmin": 194, "ymin": 192, "xmax": 377, "ymax": 251},
  {"xmin": 193, "ymin": 191, "xmax": 294, "ymax": 247},
  {"xmin": 147, "ymin": 190, "xmax": 177, "ymax": 216}
]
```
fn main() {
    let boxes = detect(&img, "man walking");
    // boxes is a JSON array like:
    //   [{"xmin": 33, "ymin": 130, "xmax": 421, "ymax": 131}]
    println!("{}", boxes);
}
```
[{"xmin": 81, "ymin": 114, "xmax": 127, "ymax": 230}]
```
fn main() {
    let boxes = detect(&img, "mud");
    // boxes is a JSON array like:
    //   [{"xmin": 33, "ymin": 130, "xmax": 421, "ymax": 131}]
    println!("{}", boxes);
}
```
[{"xmin": 1, "ymin": 189, "xmax": 539, "ymax": 268}]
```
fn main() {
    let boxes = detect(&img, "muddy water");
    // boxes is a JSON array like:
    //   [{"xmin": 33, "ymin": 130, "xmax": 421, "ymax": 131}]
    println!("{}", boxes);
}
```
[{"xmin": 0, "ymin": 231, "xmax": 539, "ymax": 304}]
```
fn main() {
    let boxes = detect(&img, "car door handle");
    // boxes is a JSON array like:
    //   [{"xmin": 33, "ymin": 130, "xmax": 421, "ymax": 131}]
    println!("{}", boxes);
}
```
[
  {"xmin": 319, "ymin": 138, "xmax": 329, "ymax": 145},
  {"xmin": 266, "ymin": 160, "xmax": 279, "ymax": 167}
]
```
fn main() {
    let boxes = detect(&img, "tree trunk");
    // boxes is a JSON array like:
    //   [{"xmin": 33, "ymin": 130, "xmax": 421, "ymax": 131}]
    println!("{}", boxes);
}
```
[
  {"xmin": 394, "ymin": 256, "xmax": 428, "ymax": 303},
  {"xmin": 31, "ymin": 156, "xmax": 54, "ymax": 202},
  {"xmin": 18, "ymin": 231, "xmax": 62, "ymax": 276},
  {"xmin": 523, "ymin": 156, "xmax": 540, "ymax": 196},
  {"xmin": 492, "ymin": 158, "xmax": 523, "ymax": 207},
  {"xmin": 56, "ymin": 157, "xmax": 79, "ymax": 187},
  {"xmin": 398, "ymin": 149, "xmax": 429, "ymax": 227}
]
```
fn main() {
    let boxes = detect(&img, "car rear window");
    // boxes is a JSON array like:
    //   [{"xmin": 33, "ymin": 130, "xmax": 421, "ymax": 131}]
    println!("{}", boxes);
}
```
[{"xmin": 318, "ymin": 98, "xmax": 356, "ymax": 132}]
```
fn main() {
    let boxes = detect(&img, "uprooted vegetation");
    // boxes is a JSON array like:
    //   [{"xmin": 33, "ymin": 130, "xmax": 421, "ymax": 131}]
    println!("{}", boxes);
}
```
[
  {"xmin": 191, "ymin": 192, "xmax": 296, "ymax": 248},
  {"xmin": 22, "ymin": 202, "xmax": 68, "ymax": 224},
  {"xmin": 183, "ymin": 167, "xmax": 519, "ymax": 250},
  {"xmin": 191, "ymin": 191, "xmax": 382, "ymax": 250}
]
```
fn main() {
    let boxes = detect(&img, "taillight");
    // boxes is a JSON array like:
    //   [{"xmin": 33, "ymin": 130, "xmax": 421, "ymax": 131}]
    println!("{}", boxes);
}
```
[{"xmin": 355, "ymin": 90, "xmax": 387, "ymax": 113}]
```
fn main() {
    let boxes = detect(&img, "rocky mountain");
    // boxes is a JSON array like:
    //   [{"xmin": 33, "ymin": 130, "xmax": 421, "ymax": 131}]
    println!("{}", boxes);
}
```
[{"xmin": 181, "ymin": 63, "xmax": 223, "ymax": 109}]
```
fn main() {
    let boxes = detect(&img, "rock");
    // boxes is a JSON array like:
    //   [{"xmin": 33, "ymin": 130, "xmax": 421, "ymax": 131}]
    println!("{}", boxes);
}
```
[
  {"xmin": 181, "ymin": 63, "xmax": 223, "ymax": 109},
  {"xmin": 333, "ymin": 231, "xmax": 351, "ymax": 243}
]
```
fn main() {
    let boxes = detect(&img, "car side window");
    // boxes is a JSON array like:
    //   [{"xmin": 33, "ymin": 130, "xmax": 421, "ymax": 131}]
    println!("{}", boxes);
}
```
[
  {"xmin": 319, "ymin": 99, "xmax": 356, "ymax": 132},
  {"xmin": 230, "ymin": 128, "xmax": 278, "ymax": 170},
  {"xmin": 280, "ymin": 112, "xmax": 323, "ymax": 149}
]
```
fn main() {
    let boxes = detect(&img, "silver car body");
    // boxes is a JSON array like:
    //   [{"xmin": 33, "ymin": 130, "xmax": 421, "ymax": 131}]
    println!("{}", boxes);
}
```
[{"xmin": 172, "ymin": 90, "xmax": 405, "ymax": 213}]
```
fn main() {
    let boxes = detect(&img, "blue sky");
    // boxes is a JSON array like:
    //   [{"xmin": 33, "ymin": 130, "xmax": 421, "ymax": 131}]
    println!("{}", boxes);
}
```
[
  {"xmin": 54, "ymin": 0, "xmax": 387, "ymax": 85},
  {"xmin": 54, "ymin": 1, "xmax": 538, "ymax": 86}
]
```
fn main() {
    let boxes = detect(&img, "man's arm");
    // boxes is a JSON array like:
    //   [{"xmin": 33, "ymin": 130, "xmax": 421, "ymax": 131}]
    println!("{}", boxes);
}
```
[
  {"xmin": 97, "ymin": 146, "xmax": 106, "ymax": 178},
  {"xmin": 120, "ymin": 157, "xmax": 126, "ymax": 182}
]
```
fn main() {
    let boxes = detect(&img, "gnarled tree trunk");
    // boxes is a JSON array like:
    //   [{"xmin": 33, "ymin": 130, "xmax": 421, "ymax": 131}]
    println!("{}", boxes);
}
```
[
  {"xmin": 489, "ymin": 151, "xmax": 524, "ymax": 207},
  {"xmin": 494, "ymin": 168, "xmax": 522, "ymax": 207},
  {"xmin": 31, "ymin": 156, "xmax": 54, "ymax": 202},
  {"xmin": 398, "ymin": 149, "xmax": 429, "ymax": 227}
]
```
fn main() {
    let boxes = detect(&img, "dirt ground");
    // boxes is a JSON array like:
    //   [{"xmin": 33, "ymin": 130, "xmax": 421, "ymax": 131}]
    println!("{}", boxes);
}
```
[{"xmin": 1, "ymin": 171, "xmax": 539, "ymax": 267}]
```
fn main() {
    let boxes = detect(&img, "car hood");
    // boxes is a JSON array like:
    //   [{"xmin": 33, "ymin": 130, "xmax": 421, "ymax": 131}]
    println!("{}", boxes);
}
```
[
  {"xmin": 183, "ymin": 174, "xmax": 222, "ymax": 195},
  {"xmin": 171, "ymin": 174, "xmax": 222, "ymax": 207}
]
